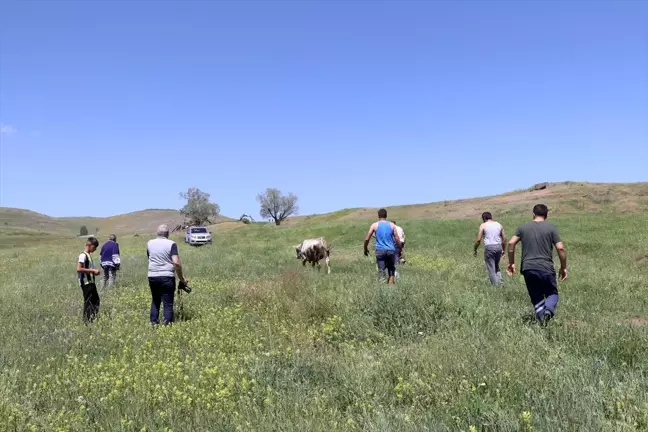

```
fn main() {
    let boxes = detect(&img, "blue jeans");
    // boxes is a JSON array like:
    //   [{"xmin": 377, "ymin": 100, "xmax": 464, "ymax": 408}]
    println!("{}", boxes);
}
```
[
  {"xmin": 148, "ymin": 276, "xmax": 175, "ymax": 325},
  {"xmin": 376, "ymin": 250, "xmax": 396, "ymax": 279}
]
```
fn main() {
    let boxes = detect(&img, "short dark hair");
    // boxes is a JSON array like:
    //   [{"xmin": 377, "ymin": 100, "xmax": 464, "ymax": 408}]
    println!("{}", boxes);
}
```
[
  {"xmin": 87, "ymin": 237, "xmax": 99, "ymax": 247},
  {"xmin": 533, "ymin": 204, "xmax": 549, "ymax": 218},
  {"xmin": 391, "ymin": 220, "xmax": 397, "ymax": 225},
  {"xmin": 378, "ymin": 208, "xmax": 387, "ymax": 219},
  {"xmin": 481, "ymin": 212, "xmax": 492, "ymax": 221}
]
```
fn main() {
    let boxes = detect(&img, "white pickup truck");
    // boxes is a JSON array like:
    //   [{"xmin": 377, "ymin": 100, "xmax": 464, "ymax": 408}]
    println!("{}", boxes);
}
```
[{"xmin": 184, "ymin": 226, "xmax": 212, "ymax": 246}]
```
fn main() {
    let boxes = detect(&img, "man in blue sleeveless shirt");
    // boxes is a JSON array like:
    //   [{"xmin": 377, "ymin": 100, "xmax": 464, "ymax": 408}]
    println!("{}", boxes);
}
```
[{"xmin": 364, "ymin": 209, "xmax": 401, "ymax": 284}]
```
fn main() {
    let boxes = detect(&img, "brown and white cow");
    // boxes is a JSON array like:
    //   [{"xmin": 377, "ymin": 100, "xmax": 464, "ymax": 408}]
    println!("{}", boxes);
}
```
[{"xmin": 295, "ymin": 237, "xmax": 331, "ymax": 274}]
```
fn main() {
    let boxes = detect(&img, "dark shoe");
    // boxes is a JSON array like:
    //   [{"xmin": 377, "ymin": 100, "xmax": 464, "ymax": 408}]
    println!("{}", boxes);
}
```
[{"xmin": 540, "ymin": 310, "xmax": 553, "ymax": 326}]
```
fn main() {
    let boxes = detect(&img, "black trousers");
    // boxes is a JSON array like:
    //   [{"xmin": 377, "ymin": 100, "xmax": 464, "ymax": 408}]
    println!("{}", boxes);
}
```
[
  {"xmin": 148, "ymin": 276, "xmax": 176, "ymax": 325},
  {"xmin": 81, "ymin": 282, "xmax": 100, "ymax": 322},
  {"xmin": 376, "ymin": 250, "xmax": 396, "ymax": 277},
  {"xmin": 522, "ymin": 269, "xmax": 559, "ymax": 319}
]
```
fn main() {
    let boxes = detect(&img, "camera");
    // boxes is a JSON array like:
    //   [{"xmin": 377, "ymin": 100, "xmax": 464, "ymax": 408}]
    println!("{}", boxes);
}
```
[{"xmin": 178, "ymin": 280, "xmax": 192, "ymax": 294}]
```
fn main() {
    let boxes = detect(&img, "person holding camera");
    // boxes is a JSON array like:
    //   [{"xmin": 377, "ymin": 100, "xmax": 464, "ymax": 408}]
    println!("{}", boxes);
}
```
[{"xmin": 146, "ymin": 224, "xmax": 188, "ymax": 325}]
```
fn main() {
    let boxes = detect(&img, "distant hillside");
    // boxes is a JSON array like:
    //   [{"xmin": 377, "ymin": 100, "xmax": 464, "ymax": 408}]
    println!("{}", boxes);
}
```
[
  {"xmin": 0, "ymin": 208, "xmax": 74, "ymax": 234},
  {"xmin": 0, "ymin": 207, "xmax": 232, "ymax": 237},
  {"xmin": 285, "ymin": 181, "xmax": 648, "ymax": 225},
  {"xmin": 1, "ymin": 182, "xmax": 646, "ymax": 238}
]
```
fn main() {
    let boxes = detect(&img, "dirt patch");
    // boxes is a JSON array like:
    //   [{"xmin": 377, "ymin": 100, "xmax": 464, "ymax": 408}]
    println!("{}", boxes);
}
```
[
  {"xmin": 636, "ymin": 256, "xmax": 648, "ymax": 264},
  {"xmin": 623, "ymin": 317, "xmax": 648, "ymax": 327}
]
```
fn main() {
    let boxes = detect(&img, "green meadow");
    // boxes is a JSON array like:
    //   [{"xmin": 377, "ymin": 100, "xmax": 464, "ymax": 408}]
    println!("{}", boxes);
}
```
[{"xmin": 1, "ymin": 214, "xmax": 647, "ymax": 431}]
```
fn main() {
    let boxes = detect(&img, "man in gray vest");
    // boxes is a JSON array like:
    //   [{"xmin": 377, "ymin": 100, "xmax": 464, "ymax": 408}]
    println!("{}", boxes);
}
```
[
  {"xmin": 147, "ymin": 224, "xmax": 188, "ymax": 325},
  {"xmin": 474, "ymin": 212, "xmax": 506, "ymax": 285}
]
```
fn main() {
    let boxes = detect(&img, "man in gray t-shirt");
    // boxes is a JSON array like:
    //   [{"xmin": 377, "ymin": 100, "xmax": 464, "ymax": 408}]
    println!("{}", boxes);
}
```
[{"xmin": 507, "ymin": 204, "xmax": 567, "ymax": 323}]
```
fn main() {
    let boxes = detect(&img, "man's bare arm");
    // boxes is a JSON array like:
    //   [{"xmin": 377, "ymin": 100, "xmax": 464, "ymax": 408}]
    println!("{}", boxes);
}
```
[
  {"xmin": 506, "ymin": 235, "xmax": 520, "ymax": 275},
  {"xmin": 555, "ymin": 241, "xmax": 567, "ymax": 278},
  {"xmin": 172, "ymin": 255, "xmax": 185, "ymax": 281},
  {"xmin": 364, "ymin": 224, "xmax": 376, "ymax": 255},
  {"xmin": 500, "ymin": 227, "xmax": 507, "ymax": 254},
  {"xmin": 507, "ymin": 235, "xmax": 520, "ymax": 264},
  {"xmin": 555, "ymin": 242, "xmax": 567, "ymax": 268},
  {"xmin": 474, "ymin": 225, "xmax": 484, "ymax": 254}
]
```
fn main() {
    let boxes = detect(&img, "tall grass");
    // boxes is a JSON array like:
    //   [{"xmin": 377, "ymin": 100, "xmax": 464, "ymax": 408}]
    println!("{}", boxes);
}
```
[{"xmin": 0, "ymin": 214, "xmax": 647, "ymax": 431}]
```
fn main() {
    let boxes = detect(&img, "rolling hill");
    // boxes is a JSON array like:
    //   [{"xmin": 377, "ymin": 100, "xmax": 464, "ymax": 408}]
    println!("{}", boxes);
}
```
[
  {"xmin": 0, "ymin": 207, "xmax": 231, "ymax": 239},
  {"xmin": 1, "ymin": 182, "xmax": 646, "ymax": 240},
  {"xmin": 285, "ymin": 181, "xmax": 648, "ymax": 225}
]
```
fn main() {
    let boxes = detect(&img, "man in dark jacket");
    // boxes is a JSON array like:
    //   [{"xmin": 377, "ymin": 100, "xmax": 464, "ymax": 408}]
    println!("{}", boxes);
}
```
[{"xmin": 100, "ymin": 234, "xmax": 120, "ymax": 289}]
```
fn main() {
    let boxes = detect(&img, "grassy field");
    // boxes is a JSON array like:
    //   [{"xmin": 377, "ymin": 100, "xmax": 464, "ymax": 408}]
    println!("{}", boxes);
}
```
[{"xmin": 1, "ymin": 213, "xmax": 647, "ymax": 431}]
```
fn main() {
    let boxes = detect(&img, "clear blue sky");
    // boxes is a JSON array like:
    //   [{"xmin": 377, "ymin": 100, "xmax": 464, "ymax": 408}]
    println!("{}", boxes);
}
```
[{"xmin": 1, "ymin": 0, "xmax": 646, "ymax": 218}]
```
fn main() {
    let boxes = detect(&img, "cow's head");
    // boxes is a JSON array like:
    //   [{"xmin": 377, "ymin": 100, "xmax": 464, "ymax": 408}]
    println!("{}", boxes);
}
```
[{"xmin": 294, "ymin": 244, "xmax": 303, "ymax": 259}]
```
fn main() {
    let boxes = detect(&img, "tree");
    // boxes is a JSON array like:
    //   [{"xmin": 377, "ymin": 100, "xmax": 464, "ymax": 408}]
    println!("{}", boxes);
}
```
[
  {"xmin": 79, "ymin": 225, "xmax": 88, "ymax": 236},
  {"xmin": 180, "ymin": 188, "xmax": 220, "ymax": 226},
  {"xmin": 256, "ymin": 188, "xmax": 298, "ymax": 226}
]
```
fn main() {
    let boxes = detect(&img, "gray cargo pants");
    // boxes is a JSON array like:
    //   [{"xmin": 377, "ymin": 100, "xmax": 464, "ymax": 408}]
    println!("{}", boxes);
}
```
[
  {"xmin": 484, "ymin": 245, "xmax": 503, "ymax": 285},
  {"xmin": 101, "ymin": 266, "xmax": 117, "ymax": 289}
]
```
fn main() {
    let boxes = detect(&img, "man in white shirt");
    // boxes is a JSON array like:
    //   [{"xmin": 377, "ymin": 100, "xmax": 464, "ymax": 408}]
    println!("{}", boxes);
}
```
[
  {"xmin": 391, "ymin": 221, "xmax": 405, "ymax": 260},
  {"xmin": 391, "ymin": 220, "xmax": 406, "ymax": 278},
  {"xmin": 474, "ymin": 212, "xmax": 506, "ymax": 285}
]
